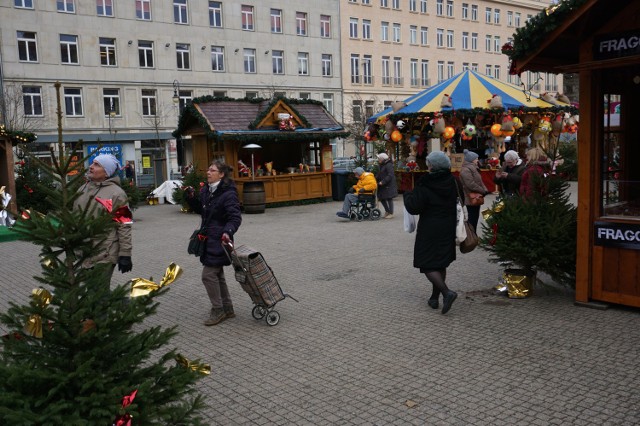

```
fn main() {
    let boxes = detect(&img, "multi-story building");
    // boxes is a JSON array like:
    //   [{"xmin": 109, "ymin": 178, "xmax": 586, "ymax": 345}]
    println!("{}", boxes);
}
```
[
  {"xmin": 0, "ymin": 1, "xmax": 342, "ymax": 186},
  {"xmin": 340, "ymin": 0, "xmax": 561, "ymax": 154}
]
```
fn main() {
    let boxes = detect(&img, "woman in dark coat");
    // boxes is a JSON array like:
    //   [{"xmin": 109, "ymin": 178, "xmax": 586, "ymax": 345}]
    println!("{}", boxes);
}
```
[
  {"xmin": 187, "ymin": 160, "xmax": 242, "ymax": 326},
  {"xmin": 403, "ymin": 151, "xmax": 459, "ymax": 314},
  {"xmin": 375, "ymin": 153, "xmax": 398, "ymax": 218}
]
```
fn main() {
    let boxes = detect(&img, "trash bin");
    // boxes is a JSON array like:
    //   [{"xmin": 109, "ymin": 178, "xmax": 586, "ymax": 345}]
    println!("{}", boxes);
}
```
[{"xmin": 331, "ymin": 170, "xmax": 350, "ymax": 201}]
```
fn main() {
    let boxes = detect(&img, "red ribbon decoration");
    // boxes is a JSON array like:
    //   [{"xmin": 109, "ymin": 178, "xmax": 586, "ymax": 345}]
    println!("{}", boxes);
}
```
[
  {"xmin": 94, "ymin": 197, "xmax": 133, "ymax": 224},
  {"xmin": 113, "ymin": 389, "xmax": 137, "ymax": 426},
  {"xmin": 490, "ymin": 223, "xmax": 499, "ymax": 246}
]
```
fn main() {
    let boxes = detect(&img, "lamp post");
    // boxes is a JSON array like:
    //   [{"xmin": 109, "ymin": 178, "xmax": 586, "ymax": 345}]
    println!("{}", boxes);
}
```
[
  {"xmin": 172, "ymin": 80, "xmax": 184, "ymax": 173},
  {"xmin": 242, "ymin": 144, "xmax": 261, "ymax": 181}
]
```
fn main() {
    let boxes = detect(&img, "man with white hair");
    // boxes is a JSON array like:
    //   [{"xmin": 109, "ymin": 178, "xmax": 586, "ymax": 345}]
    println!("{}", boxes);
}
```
[
  {"xmin": 336, "ymin": 167, "xmax": 377, "ymax": 219},
  {"xmin": 493, "ymin": 150, "xmax": 526, "ymax": 197}
]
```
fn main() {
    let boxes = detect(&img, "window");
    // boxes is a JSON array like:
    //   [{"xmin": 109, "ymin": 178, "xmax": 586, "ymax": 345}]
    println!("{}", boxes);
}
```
[
  {"xmin": 408, "ymin": 26, "xmax": 418, "ymax": 45},
  {"xmin": 57, "ymin": 0, "xmax": 75, "ymax": 13},
  {"xmin": 17, "ymin": 31, "xmax": 37, "ymax": 62},
  {"xmin": 299, "ymin": 92, "xmax": 310, "ymax": 100},
  {"xmin": 176, "ymin": 43, "xmax": 190, "ymax": 69},
  {"xmin": 320, "ymin": 15, "xmax": 331, "ymax": 38},
  {"xmin": 515, "ymin": 12, "xmax": 521, "ymax": 27},
  {"xmin": 362, "ymin": 0, "xmax": 370, "ymax": 4},
  {"xmin": 420, "ymin": 27, "xmax": 428, "ymax": 45},
  {"xmin": 64, "ymin": 87, "xmax": 82, "ymax": 116},
  {"xmin": 296, "ymin": 12, "xmax": 307, "ymax": 36},
  {"xmin": 103, "ymin": 88, "xmax": 120, "ymax": 116},
  {"xmin": 446, "ymin": 30, "xmax": 454, "ymax": 48},
  {"xmin": 392, "ymin": 0, "xmax": 400, "ymax": 9},
  {"xmin": 246, "ymin": 91, "xmax": 258, "ymax": 99},
  {"xmin": 381, "ymin": 22, "xmax": 389, "ymax": 42},
  {"xmin": 485, "ymin": 64, "xmax": 492, "ymax": 76},
  {"xmin": 209, "ymin": 2, "xmax": 222, "ymax": 27},
  {"xmin": 298, "ymin": 52, "xmax": 309, "ymax": 75},
  {"xmin": 471, "ymin": 62, "xmax": 478, "ymax": 72},
  {"xmin": 350, "ymin": 54, "xmax": 360, "ymax": 84},
  {"xmin": 15, "ymin": 0, "xmax": 34, "ymax": 8},
  {"xmin": 271, "ymin": 9, "xmax": 282, "ymax": 33},
  {"xmin": 352, "ymin": 100, "xmax": 362, "ymax": 123},
  {"xmin": 363, "ymin": 55, "xmax": 372, "ymax": 84},
  {"xmin": 138, "ymin": 41, "xmax": 154, "ymax": 68},
  {"xmin": 365, "ymin": 100, "xmax": 375, "ymax": 118},
  {"xmin": 363, "ymin": 20, "xmax": 371, "ymax": 40},
  {"xmin": 436, "ymin": 0, "xmax": 443, "ymax": 16},
  {"xmin": 462, "ymin": 32, "xmax": 468, "ymax": 50},
  {"xmin": 382, "ymin": 56, "xmax": 390, "ymax": 85},
  {"xmin": 437, "ymin": 61, "xmax": 444, "ymax": 82},
  {"xmin": 393, "ymin": 57, "xmax": 402, "ymax": 85},
  {"xmin": 485, "ymin": 34, "xmax": 492, "ymax": 52},
  {"xmin": 507, "ymin": 11, "xmax": 513, "ymax": 27},
  {"xmin": 136, "ymin": 0, "xmax": 151, "ymax": 20},
  {"xmin": 471, "ymin": 33, "xmax": 478, "ymax": 51},
  {"xmin": 241, "ymin": 5, "xmax": 254, "ymax": 31},
  {"xmin": 409, "ymin": 0, "xmax": 416, "ymax": 12},
  {"xmin": 420, "ymin": 0, "xmax": 427, "ymax": 13},
  {"xmin": 494, "ymin": 36, "xmax": 501, "ymax": 53},
  {"xmin": 381, "ymin": 0, "xmax": 388, "ymax": 7},
  {"xmin": 323, "ymin": 93, "xmax": 334, "ymax": 115},
  {"xmin": 23, "ymin": 86, "xmax": 42, "ymax": 116},
  {"xmin": 462, "ymin": 3, "xmax": 468, "ymax": 19},
  {"xmin": 393, "ymin": 23, "xmax": 401, "ymax": 43},
  {"xmin": 462, "ymin": 62, "xmax": 469, "ymax": 70},
  {"xmin": 141, "ymin": 89, "xmax": 156, "ymax": 116},
  {"xmin": 99, "ymin": 37, "xmax": 116, "ymax": 66},
  {"xmin": 350, "ymin": 18, "xmax": 358, "ymax": 38},
  {"xmin": 272, "ymin": 50, "xmax": 284, "ymax": 74},
  {"xmin": 176, "ymin": 90, "xmax": 192, "ymax": 113},
  {"xmin": 421, "ymin": 60, "xmax": 429, "ymax": 86},
  {"xmin": 243, "ymin": 49, "xmax": 256, "ymax": 73},
  {"xmin": 213, "ymin": 90, "xmax": 227, "ymax": 97},
  {"xmin": 485, "ymin": 7, "xmax": 491, "ymax": 24},
  {"xmin": 447, "ymin": 61, "xmax": 454, "ymax": 78},
  {"xmin": 494, "ymin": 65, "xmax": 500, "ymax": 80},
  {"xmin": 410, "ymin": 59, "xmax": 418, "ymax": 86},
  {"xmin": 436, "ymin": 28, "xmax": 444, "ymax": 47},
  {"xmin": 174, "ymin": 0, "xmax": 188, "ymax": 24},
  {"xmin": 60, "ymin": 34, "xmax": 79, "ymax": 64},
  {"xmin": 494, "ymin": 9, "xmax": 500, "ymax": 25},
  {"xmin": 471, "ymin": 5, "xmax": 478, "ymax": 21},
  {"xmin": 321, "ymin": 54, "xmax": 332, "ymax": 77},
  {"xmin": 446, "ymin": 0, "xmax": 453, "ymax": 17},
  {"xmin": 211, "ymin": 46, "xmax": 224, "ymax": 71},
  {"xmin": 97, "ymin": 0, "xmax": 113, "ymax": 16}
]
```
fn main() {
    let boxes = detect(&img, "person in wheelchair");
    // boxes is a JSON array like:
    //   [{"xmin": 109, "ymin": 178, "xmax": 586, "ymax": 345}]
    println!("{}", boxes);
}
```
[{"xmin": 336, "ymin": 167, "xmax": 378, "ymax": 219}]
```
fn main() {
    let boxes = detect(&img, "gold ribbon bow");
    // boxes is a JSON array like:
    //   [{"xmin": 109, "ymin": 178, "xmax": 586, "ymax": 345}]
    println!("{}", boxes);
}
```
[
  {"xmin": 24, "ymin": 288, "xmax": 52, "ymax": 338},
  {"xmin": 482, "ymin": 200, "xmax": 505, "ymax": 221},
  {"xmin": 130, "ymin": 263, "xmax": 183, "ymax": 298},
  {"xmin": 175, "ymin": 354, "xmax": 211, "ymax": 376}
]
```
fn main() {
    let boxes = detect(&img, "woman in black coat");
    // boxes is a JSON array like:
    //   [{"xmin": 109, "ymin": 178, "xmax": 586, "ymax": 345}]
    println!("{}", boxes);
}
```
[
  {"xmin": 375, "ymin": 153, "xmax": 398, "ymax": 218},
  {"xmin": 403, "ymin": 151, "xmax": 458, "ymax": 314},
  {"xmin": 187, "ymin": 160, "xmax": 242, "ymax": 326}
]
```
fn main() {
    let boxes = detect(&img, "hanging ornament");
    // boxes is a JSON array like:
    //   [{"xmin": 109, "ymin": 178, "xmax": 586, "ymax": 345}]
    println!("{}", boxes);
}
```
[
  {"xmin": 396, "ymin": 120, "xmax": 406, "ymax": 129},
  {"xmin": 391, "ymin": 130, "xmax": 403, "ymax": 142},
  {"xmin": 512, "ymin": 116, "xmax": 523, "ymax": 130},
  {"xmin": 463, "ymin": 123, "xmax": 477, "ymax": 138},
  {"xmin": 538, "ymin": 117, "xmax": 552, "ymax": 134},
  {"xmin": 442, "ymin": 126, "xmax": 455, "ymax": 140},
  {"xmin": 490, "ymin": 123, "xmax": 503, "ymax": 137}
]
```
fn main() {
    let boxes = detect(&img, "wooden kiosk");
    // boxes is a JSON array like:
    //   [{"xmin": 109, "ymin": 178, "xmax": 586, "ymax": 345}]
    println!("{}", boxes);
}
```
[
  {"xmin": 175, "ymin": 97, "xmax": 348, "ymax": 205},
  {"xmin": 509, "ymin": 0, "xmax": 640, "ymax": 307}
]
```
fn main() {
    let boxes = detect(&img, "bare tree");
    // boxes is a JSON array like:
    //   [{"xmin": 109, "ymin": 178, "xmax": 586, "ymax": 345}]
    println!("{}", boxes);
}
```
[
  {"xmin": 342, "ymin": 92, "xmax": 383, "ymax": 164},
  {"xmin": 0, "ymin": 83, "xmax": 44, "ymax": 132}
]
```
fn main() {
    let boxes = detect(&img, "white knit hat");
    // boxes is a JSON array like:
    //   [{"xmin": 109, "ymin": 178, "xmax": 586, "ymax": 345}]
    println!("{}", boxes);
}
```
[{"xmin": 93, "ymin": 154, "xmax": 120, "ymax": 177}]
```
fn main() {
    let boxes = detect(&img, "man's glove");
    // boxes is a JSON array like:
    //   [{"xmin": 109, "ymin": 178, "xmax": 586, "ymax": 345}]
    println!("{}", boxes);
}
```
[
  {"xmin": 358, "ymin": 188, "xmax": 365, "ymax": 194},
  {"xmin": 348, "ymin": 187, "xmax": 355, "ymax": 194},
  {"xmin": 117, "ymin": 256, "xmax": 133, "ymax": 273}
]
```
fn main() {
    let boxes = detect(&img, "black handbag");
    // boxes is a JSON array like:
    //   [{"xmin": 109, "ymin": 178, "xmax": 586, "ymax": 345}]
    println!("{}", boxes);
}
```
[{"xmin": 187, "ymin": 228, "xmax": 208, "ymax": 257}]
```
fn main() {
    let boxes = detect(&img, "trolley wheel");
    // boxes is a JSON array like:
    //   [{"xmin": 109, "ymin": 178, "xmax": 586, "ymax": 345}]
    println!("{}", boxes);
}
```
[
  {"xmin": 265, "ymin": 310, "xmax": 280, "ymax": 326},
  {"xmin": 356, "ymin": 214, "xmax": 364, "ymax": 222},
  {"xmin": 252, "ymin": 305, "xmax": 266, "ymax": 320},
  {"xmin": 371, "ymin": 209, "xmax": 382, "ymax": 220}
]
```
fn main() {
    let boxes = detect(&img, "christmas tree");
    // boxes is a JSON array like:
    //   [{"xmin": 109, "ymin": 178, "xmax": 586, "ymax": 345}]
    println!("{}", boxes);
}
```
[
  {"xmin": 0, "ymin": 83, "xmax": 206, "ymax": 424},
  {"xmin": 480, "ymin": 173, "xmax": 577, "ymax": 288},
  {"xmin": 14, "ymin": 153, "xmax": 57, "ymax": 213}
]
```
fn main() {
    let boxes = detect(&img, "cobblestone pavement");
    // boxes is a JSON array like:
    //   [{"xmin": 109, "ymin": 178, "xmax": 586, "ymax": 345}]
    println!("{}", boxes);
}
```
[{"xmin": 1, "ymin": 186, "xmax": 639, "ymax": 425}]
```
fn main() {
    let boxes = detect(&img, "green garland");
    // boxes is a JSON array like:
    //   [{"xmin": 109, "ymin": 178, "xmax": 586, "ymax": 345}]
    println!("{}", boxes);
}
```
[{"xmin": 0, "ymin": 125, "xmax": 38, "ymax": 144}]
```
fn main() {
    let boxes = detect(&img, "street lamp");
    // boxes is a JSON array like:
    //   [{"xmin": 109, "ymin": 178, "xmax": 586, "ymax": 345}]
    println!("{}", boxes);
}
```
[
  {"xmin": 172, "ymin": 80, "xmax": 180, "ymax": 106},
  {"xmin": 242, "ymin": 144, "xmax": 261, "ymax": 181},
  {"xmin": 172, "ymin": 80, "xmax": 184, "ymax": 171}
]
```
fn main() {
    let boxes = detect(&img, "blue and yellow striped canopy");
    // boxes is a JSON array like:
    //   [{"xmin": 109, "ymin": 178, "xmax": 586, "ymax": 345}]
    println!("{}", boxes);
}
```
[{"xmin": 368, "ymin": 70, "xmax": 569, "ymax": 122}]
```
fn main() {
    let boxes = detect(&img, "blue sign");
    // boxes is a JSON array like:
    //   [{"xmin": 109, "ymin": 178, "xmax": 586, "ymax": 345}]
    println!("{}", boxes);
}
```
[{"xmin": 86, "ymin": 144, "xmax": 123, "ymax": 166}]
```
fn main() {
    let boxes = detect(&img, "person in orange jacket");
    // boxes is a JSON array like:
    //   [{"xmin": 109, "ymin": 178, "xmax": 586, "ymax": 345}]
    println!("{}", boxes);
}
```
[{"xmin": 336, "ymin": 167, "xmax": 377, "ymax": 219}]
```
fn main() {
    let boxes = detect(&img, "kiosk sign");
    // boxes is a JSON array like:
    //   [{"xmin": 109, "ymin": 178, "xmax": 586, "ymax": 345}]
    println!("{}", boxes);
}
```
[
  {"xmin": 594, "ymin": 31, "xmax": 640, "ymax": 60},
  {"xmin": 594, "ymin": 222, "xmax": 640, "ymax": 250}
]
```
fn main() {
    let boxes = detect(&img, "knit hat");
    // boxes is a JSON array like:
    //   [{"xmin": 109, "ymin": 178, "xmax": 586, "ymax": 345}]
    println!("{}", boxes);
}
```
[
  {"xmin": 377, "ymin": 153, "xmax": 389, "ymax": 161},
  {"xmin": 504, "ymin": 150, "xmax": 519, "ymax": 162},
  {"xmin": 463, "ymin": 149, "xmax": 479, "ymax": 162},
  {"xmin": 93, "ymin": 154, "xmax": 120, "ymax": 177},
  {"xmin": 353, "ymin": 167, "xmax": 365, "ymax": 176},
  {"xmin": 426, "ymin": 151, "xmax": 451, "ymax": 171}
]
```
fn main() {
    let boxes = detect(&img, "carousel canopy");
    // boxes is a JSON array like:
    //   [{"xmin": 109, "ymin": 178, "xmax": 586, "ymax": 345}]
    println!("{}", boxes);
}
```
[{"xmin": 368, "ymin": 70, "xmax": 574, "ymax": 123}]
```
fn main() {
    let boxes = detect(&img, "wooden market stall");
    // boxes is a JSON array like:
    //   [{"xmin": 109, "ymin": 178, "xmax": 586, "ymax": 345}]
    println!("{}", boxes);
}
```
[
  {"xmin": 508, "ymin": 0, "xmax": 640, "ymax": 307},
  {"xmin": 175, "ymin": 97, "xmax": 348, "ymax": 206}
]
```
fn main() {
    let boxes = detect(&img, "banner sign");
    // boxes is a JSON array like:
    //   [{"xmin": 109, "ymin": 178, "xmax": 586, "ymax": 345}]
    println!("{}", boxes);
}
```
[
  {"xmin": 594, "ymin": 221, "xmax": 640, "ymax": 250},
  {"xmin": 86, "ymin": 144, "xmax": 123, "ymax": 165},
  {"xmin": 594, "ymin": 31, "xmax": 640, "ymax": 60}
]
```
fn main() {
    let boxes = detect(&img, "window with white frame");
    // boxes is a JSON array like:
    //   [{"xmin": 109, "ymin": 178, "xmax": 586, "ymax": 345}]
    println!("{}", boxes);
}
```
[
  {"xmin": 350, "ymin": 54, "xmax": 360, "ymax": 84},
  {"xmin": 471, "ymin": 62, "xmax": 478, "ymax": 71},
  {"xmin": 447, "ymin": 61, "xmax": 454, "ymax": 78},
  {"xmin": 242, "ymin": 5, "xmax": 254, "ymax": 30},
  {"xmin": 515, "ymin": 12, "xmax": 521, "ymax": 27},
  {"xmin": 494, "ymin": 9, "xmax": 500, "ymax": 25},
  {"xmin": 176, "ymin": 43, "xmax": 190, "ymax": 69},
  {"xmin": 323, "ymin": 93, "xmax": 334, "ymax": 115},
  {"xmin": 420, "ymin": 0, "xmax": 427, "ymax": 13},
  {"xmin": 138, "ymin": 41, "xmax": 154, "ymax": 68},
  {"xmin": 244, "ymin": 49, "xmax": 256, "ymax": 73},
  {"xmin": 176, "ymin": 90, "xmax": 192, "ymax": 113},
  {"xmin": 296, "ymin": 12, "xmax": 307, "ymax": 36},
  {"xmin": 381, "ymin": 0, "xmax": 388, "ymax": 7},
  {"xmin": 381, "ymin": 22, "xmax": 389, "ymax": 42},
  {"xmin": 320, "ymin": 15, "xmax": 331, "ymax": 38},
  {"xmin": 494, "ymin": 65, "xmax": 500, "ymax": 80},
  {"xmin": 271, "ymin": 9, "xmax": 282, "ymax": 33},
  {"xmin": 485, "ymin": 64, "xmax": 491, "ymax": 76},
  {"xmin": 494, "ymin": 36, "xmax": 501, "ymax": 53},
  {"xmin": 410, "ymin": 59, "xmax": 418, "ymax": 86},
  {"xmin": 99, "ymin": 37, "xmax": 116, "ymax": 66},
  {"xmin": 209, "ymin": 1, "xmax": 222, "ymax": 27},
  {"xmin": 436, "ymin": 0, "xmax": 443, "ymax": 16},
  {"xmin": 462, "ymin": 32, "xmax": 469, "ymax": 50},
  {"xmin": 363, "ymin": 55, "xmax": 372, "ymax": 84},
  {"xmin": 97, "ymin": 0, "xmax": 113, "ymax": 16},
  {"xmin": 103, "ymin": 88, "xmax": 120, "ymax": 115},
  {"xmin": 322, "ymin": 54, "xmax": 332, "ymax": 77},
  {"xmin": 409, "ymin": 0, "xmax": 416, "ymax": 12},
  {"xmin": 462, "ymin": 62, "xmax": 469, "ymax": 70},
  {"xmin": 213, "ymin": 90, "xmax": 227, "ymax": 97},
  {"xmin": 446, "ymin": 0, "xmax": 453, "ymax": 17},
  {"xmin": 136, "ymin": 0, "xmax": 151, "ymax": 20},
  {"xmin": 393, "ymin": 57, "xmax": 402, "ymax": 85},
  {"xmin": 174, "ymin": 0, "xmax": 188, "ymax": 24},
  {"xmin": 485, "ymin": 7, "xmax": 491, "ymax": 23},
  {"xmin": 15, "ymin": 0, "xmax": 34, "ymax": 9},
  {"xmin": 471, "ymin": 32, "xmax": 478, "ymax": 50},
  {"xmin": 60, "ymin": 34, "xmax": 79, "ymax": 64},
  {"xmin": 23, "ymin": 86, "xmax": 42, "ymax": 116},
  {"xmin": 382, "ymin": 56, "xmax": 390, "ymax": 85},
  {"xmin": 421, "ymin": 60, "xmax": 429, "ymax": 86},
  {"xmin": 365, "ymin": 100, "xmax": 375, "ymax": 118},
  {"xmin": 446, "ymin": 30, "xmax": 454, "ymax": 48},
  {"xmin": 485, "ymin": 35, "xmax": 491, "ymax": 52},
  {"xmin": 17, "ymin": 31, "xmax": 37, "ymax": 62},
  {"xmin": 421, "ymin": 27, "xmax": 428, "ymax": 45},
  {"xmin": 57, "ymin": 0, "xmax": 75, "ymax": 13},
  {"xmin": 211, "ymin": 46, "xmax": 224, "ymax": 71},
  {"xmin": 64, "ymin": 87, "xmax": 83, "ymax": 116},
  {"xmin": 141, "ymin": 89, "xmax": 156, "ymax": 116},
  {"xmin": 437, "ymin": 61, "xmax": 444, "ymax": 82},
  {"xmin": 392, "ymin": 0, "xmax": 400, "ymax": 9},
  {"xmin": 507, "ymin": 11, "xmax": 513, "ymax": 27},
  {"xmin": 362, "ymin": 0, "xmax": 370, "ymax": 4},
  {"xmin": 462, "ymin": 3, "xmax": 468, "ymax": 19},
  {"xmin": 299, "ymin": 92, "xmax": 311, "ymax": 100},
  {"xmin": 471, "ymin": 4, "xmax": 478, "ymax": 21},
  {"xmin": 393, "ymin": 23, "xmax": 401, "ymax": 43},
  {"xmin": 272, "ymin": 50, "xmax": 284, "ymax": 74},
  {"xmin": 352, "ymin": 100, "xmax": 362, "ymax": 123},
  {"xmin": 410, "ymin": 25, "xmax": 417, "ymax": 44},
  {"xmin": 298, "ymin": 52, "xmax": 309, "ymax": 75},
  {"xmin": 436, "ymin": 28, "xmax": 444, "ymax": 47},
  {"xmin": 246, "ymin": 91, "xmax": 258, "ymax": 99},
  {"xmin": 350, "ymin": 18, "xmax": 359, "ymax": 38},
  {"xmin": 363, "ymin": 19, "xmax": 371, "ymax": 40}
]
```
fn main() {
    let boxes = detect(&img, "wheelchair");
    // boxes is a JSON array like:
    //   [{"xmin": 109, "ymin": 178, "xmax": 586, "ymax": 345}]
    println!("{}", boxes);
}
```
[{"xmin": 347, "ymin": 191, "xmax": 382, "ymax": 221}]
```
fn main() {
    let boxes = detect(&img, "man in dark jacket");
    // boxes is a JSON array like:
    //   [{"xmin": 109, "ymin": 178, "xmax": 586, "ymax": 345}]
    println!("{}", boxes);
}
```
[
  {"xmin": 375, "ymin": 153, "xmax": 398, "ymax": 219},
  {"xmin": 493, "ymin": 150, "xmax": 525, "ymax": 197}
]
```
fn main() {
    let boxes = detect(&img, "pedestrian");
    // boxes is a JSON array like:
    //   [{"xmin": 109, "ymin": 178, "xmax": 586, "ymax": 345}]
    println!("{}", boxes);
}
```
[
  {"xmin": 403, "ymin": 151, "xmax": 459, "ymax": 314},
  {"xmin": 459, "ymin": 149, "xmax": 489, "ymax": 232},
  {"xmin": 520, "ymin": 147, "xmax": 550, "ymax": 199},
  {"xmin": 336, "ymin": 167, "xmax": 377, "ymax": 219},
  {"xmin": 74, "ymin": 154, "xmax": 133, "ymax": 284},
  {"xmin": 493, "ymin": 150, "xmax": 525, "ymax": 197},
  {"xmin": 186, "ymin": 160, "xmax": 242, "ymax": 326},
  {"xmin": 375, "ymin": 153, "xmax": 398, "ymax": 219}
]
